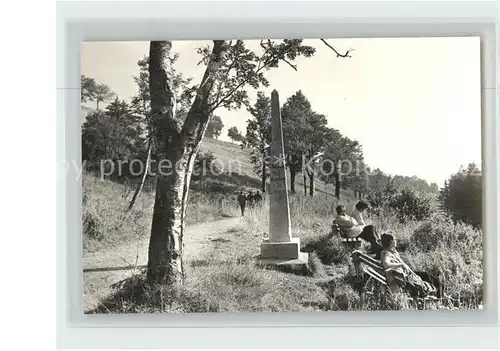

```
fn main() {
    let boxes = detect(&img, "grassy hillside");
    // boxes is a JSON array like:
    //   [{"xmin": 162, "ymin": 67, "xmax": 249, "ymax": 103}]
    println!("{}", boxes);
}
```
[
  {"xmin": 82, "ymin": 137, "xmax": 348, "ymax": 253},
  {"xmin": 83, "ymin": 136, "xmax": 483, "ymax": 313},
  {"xmin": 86, "ymin": 178, "xmax": 483, "ymax": 313},
  {"xmin": 200, "ymin": 137, "xmax": 353, "ymax": 198}
]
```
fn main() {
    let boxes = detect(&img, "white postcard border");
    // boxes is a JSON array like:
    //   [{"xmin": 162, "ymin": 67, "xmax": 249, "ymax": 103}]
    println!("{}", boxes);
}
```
[{"xmin": 56, "ymin": 1, "xmax": 499, "ymax": 349}]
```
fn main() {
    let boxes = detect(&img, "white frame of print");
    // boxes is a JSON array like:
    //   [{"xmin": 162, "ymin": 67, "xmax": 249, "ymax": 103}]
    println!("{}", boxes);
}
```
[{"xmin": 56, "ymin": 1, "xmax": 499, "ymax": 349}]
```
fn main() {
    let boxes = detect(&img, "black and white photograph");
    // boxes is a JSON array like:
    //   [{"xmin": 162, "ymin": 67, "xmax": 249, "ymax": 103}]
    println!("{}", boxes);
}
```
[{"xmin": 81, "ymin": 38, "xmax": 483, "ymax": 313}]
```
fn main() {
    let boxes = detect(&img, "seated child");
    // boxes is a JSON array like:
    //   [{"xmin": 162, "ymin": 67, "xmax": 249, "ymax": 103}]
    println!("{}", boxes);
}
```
[{"xmin": 380, "ymin": 233, "xmax": 436, "ymax": 297}]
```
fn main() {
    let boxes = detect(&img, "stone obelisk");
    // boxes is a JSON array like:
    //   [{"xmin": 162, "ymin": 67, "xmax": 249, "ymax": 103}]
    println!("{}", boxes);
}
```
[
  {"xmin": 269, "ymin": 90, "xmax": 292, "ymax": 242},
  {"xmin": 260, "ymin": 90, "xmax": 305, "ymax": 263}
]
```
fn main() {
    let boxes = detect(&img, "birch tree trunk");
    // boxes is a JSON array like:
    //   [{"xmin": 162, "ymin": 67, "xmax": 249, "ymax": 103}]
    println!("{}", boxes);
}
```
[
  {"xmin": 261, "ymin": 154, "xmax": 267, "ymax": 192},
  {"xmin": 290, "ymin": 169, "xmax": 296, "ymax": 193},
  {"xmin": 334, "ymin": 171, "xmax": 341, "ymax": 200},
  {"xmin": 128, "ymin": 139, "xmax": 152, "ymax": 211},
  {"xmin": 303, "ymin": 173, "xmax": 307, "ymax": 196},
  {"xmin": 146, "ymin": 40, "xmax": 227, "ymax": 286},
  {"xmin": 308, "ymin": 171, "xmax": 314, "ymax": 197}
]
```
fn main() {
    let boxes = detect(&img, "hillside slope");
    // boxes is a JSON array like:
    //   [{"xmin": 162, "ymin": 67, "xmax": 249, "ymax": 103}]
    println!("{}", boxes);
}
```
[{"xmin": 200, "ymin": 137, "xmax": 352, "ymax": 198}]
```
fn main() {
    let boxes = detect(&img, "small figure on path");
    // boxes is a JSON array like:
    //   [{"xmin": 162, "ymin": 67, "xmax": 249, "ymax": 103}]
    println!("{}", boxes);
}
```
[
  {"xmin": 237, "ymin": 190, "xmax": 247, "ymax": 216},
  {"xmin": 254, "ymin": 190, "xmax": 263, "ymax": 204},
  {"xmin": 247, "ymin": 191, "xmax": 255, "ymax": 207}
]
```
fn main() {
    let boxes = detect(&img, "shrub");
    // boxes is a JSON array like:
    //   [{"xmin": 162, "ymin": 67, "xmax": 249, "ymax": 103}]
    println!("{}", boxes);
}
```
[
  {"xmin": 302, "ymin": 234, "xmax": 349, "ymax": 266},
  {"xmin": 83, "ymin": 211, "xmax": 103, "ymax": 240},
  {"xmin": 439, "ymin": 163, "xmax": 482, "ymax": 229},
  {"xmin": 307, "ymin": 252, "xmax": 327, "ymax": 278},
  {"xmin": 366, "ymin": 186, "xmax": 432, "ymax": 224},
  {"xmin": 365, "ymin": 178, "xmax": 398, "ymax": 214},
  {"xmin": 82, "ymin": 101, "xmax": 147, "ymax": 177},
  {"xmin": 88, "ymin": 273, "xmax": 217, "ymax": 314},
  {"xmin": 328, "ymin": 282, "xmax": 361, "ymax": 311},
  {"xmin": 409, "ymin": 213, "xmax": 482, "ymax": 260},
  {"xmin": 406, "ymin": 214, "xmax": 483, "ymax": 306},
  {"xmin": 389, "ymin": 188, "xmax": 432, "ymax": 223},
  {"xmin": 192, "ymin": 150, "xmax": 220, "ymax": 182}
]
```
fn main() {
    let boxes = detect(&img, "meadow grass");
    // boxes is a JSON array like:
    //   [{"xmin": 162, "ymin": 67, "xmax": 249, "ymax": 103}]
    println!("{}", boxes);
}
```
[
  {"xmin": 83, "ymin": 138, "xmax": 483, "ymax": 312},
  {"xmin": 83, "ymin": 172, "xmax": 240, "ymax": 253},
  {"xmin": 86, "ymin": 177, "xmax": 483, "ymax": 313}
]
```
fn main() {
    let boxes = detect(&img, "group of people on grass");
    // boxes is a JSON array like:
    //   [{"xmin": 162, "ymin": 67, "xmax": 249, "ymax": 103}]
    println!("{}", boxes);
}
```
[
  {"xmin": 334, "ymin": 201, "xmax": 438, "ymax": 298},
  {"xmin": 236, "ymin": 189, "xmax": 264, "ymax": 216}
]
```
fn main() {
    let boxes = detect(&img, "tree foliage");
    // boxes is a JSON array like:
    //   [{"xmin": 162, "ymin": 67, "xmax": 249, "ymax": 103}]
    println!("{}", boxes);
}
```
[
  {"xmin": 280, "ymin": 90, "xmax": 366, "ymax": 197},
  {"xmin": 281, "ymin": 91, "xmax": 316, "ymax": 193},
  {"xmin": 389, "ymin": 188, "xmax": 432, "ymax": 223},
  {"xmin": 82, "ymin": 99, "xmax": 146, "ymax": 175},
  {"xmin": 243, "ymin": 91, "xmax": 272, "ymax": 191},
  {"xmin": 81, "ymin": 74, "xmax": 98, "ymax": 103},
  {"xmin": 205, "ymin": 115, "xmax": 224, "ymax": 139},
  {"xmin": 227, "ymin": 126, "xmax": 244, "ymax": 143},
  {"xmin": 192, "ymin": 150, "xmax": 220, "ymax": 182},
  {"xmin": 130, "ymin": 55, "xmax": 196, "ymax": 130},
  {"xmin": 439, "ymin": 163, "xmax": 482, "ymax": 229},
  {"xmin": 145, "ymin": 39, "xmax": 320, "ymax": 285},
  {"xmin": 95, "ymin": 83, "xmax": 116, "ymax": 110},
  {"xmin": 194, "ymin": 40, "xmax": 316, "ymax": 114},
  {"xmin": 320, "ymin": 128, "xmax": 366, "ymax": 198},
  {"xmin": 392, "ymin": 175, "xmax": 440, "ymax": 194}
]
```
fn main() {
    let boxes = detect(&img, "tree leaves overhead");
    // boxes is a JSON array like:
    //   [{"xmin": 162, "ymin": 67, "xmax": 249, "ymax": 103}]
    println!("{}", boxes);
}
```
[
  {"xmin": 131, "ymin": 54, "xmax": 196, "ymax": 130},
  {"xmin": 195, "ymin": 39, "xmax": 316, "ymax": 113}
]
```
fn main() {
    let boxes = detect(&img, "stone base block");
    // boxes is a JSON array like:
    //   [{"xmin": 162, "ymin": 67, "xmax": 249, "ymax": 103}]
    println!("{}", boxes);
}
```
[
  {"xmin": 257, "ymin": 251, "xmax": 309, "ymax": 266},
  {"xmin": 256, "ymin": 251, "xmax": 310, "ymax": 275},
  {"xmin": 260, "ymin": 237, "xmax": 301, "ymax": 259}
]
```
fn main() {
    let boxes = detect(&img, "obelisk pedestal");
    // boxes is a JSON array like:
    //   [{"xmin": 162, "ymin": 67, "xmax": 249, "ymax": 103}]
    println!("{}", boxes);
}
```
[{"xmin": 259, "ymin": 90, "xmax": 308, "ymax": 267}]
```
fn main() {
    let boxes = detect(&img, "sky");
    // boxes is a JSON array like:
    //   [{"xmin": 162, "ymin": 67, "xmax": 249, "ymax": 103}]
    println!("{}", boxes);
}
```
[{"xmin": 81, "ymin": 37, "xmax": 481, "ymax": 187}]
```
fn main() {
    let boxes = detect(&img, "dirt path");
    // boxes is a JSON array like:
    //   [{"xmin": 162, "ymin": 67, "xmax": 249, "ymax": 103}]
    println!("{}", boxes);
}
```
[{"xmin": 83, "ymin": 217, "xmax": 242, "ymax": 312}]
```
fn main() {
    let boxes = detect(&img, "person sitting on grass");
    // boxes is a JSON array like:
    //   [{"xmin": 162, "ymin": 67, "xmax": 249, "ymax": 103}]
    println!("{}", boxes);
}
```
[
  {"xmin": 335, "ymin": 204, "xmax": 383, "ymax": 259},
  {"xmin": 380, "ymin": 233, "xmax": 437, "ymax": 298}
]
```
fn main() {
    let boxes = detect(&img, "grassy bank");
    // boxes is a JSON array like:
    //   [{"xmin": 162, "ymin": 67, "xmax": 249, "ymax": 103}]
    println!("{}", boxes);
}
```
[
  {"xmin": 86, "ymin": 181, "xmax": 483, "ymax": 313},
  {"xmin": 82, "ymin": 172, "xmax": 241, "ymax": 253}
]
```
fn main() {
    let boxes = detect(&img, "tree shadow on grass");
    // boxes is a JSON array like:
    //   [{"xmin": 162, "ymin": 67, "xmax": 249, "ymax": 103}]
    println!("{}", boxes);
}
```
[
  {"xmin": 85, "ymin": 272, "xmax": 217, "ymax": 314},
  {"xmin": 211, "ymin": 237, "xmax": 232, "ymax": 243}
]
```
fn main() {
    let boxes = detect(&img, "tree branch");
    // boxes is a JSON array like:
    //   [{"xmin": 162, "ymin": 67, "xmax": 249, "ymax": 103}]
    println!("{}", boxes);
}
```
[
  {"xmin": 213, "ymin": 56, "xmax": 236, "ymax": 107},
  {"xmin": 282, "ymin": 58, "xmax": 297, "ymax": 71},
  {"xmin": 208, "ymin": 49, "xmax": 269, "ymax": 114},
  {"xmin": 209, "ymin": 41, "xmax": 297, "ymax": 113},
  {"xmin": 320, "ymin": 39, "xmax": 355, "ymax": 58}
]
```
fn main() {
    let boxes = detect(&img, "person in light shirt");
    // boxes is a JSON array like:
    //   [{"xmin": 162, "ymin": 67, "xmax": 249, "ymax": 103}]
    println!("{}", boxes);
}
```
[
  {"xmin": 380, "ymin": 233, "xmax": 437, "ymax": 297},
  {"xmin": 351, "ymin": 200, "xmax": 369, "ymax": 226},
  {"xmin": 335, "ymin": 204, "xmax": 383, "ymax": 258}
]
